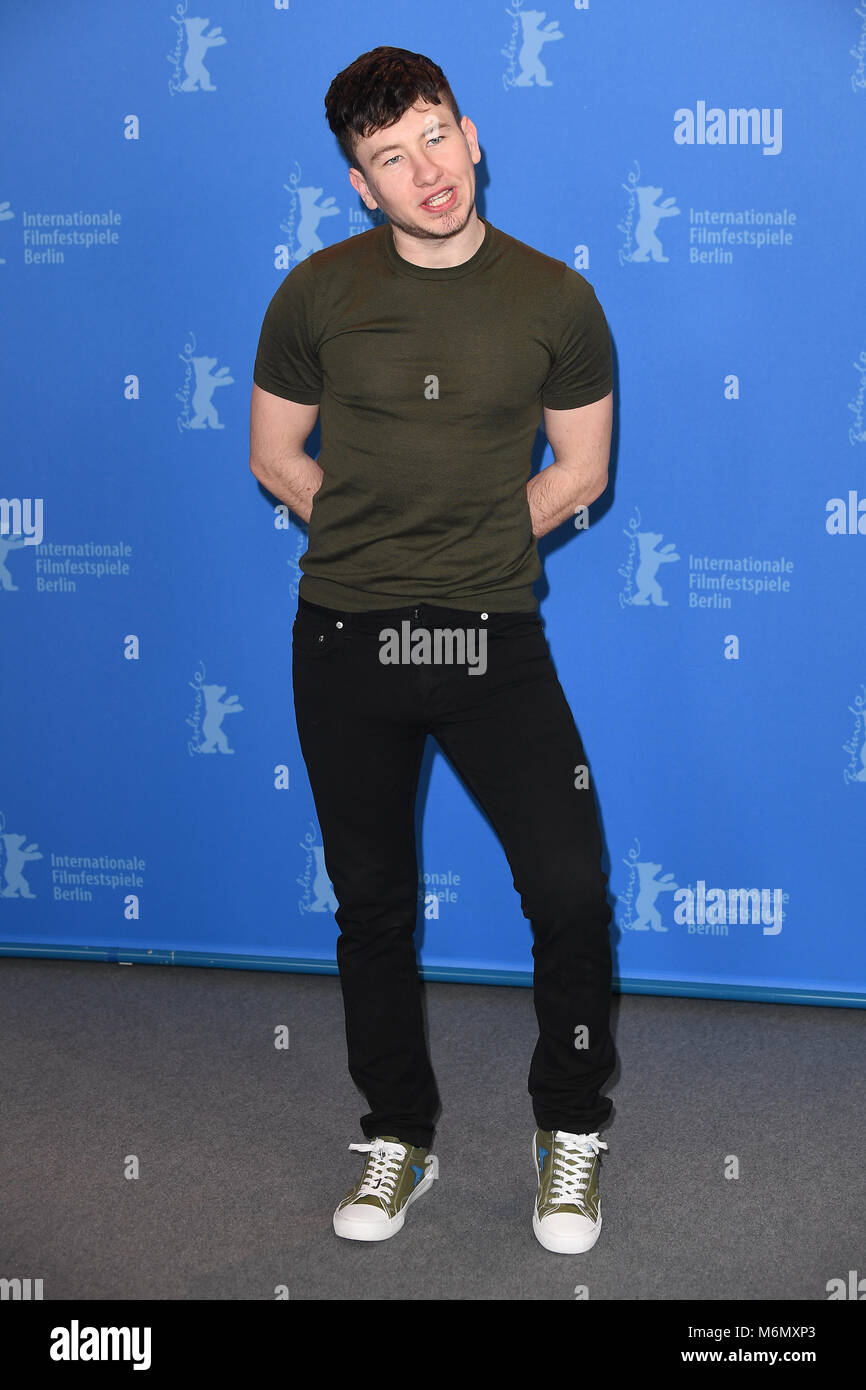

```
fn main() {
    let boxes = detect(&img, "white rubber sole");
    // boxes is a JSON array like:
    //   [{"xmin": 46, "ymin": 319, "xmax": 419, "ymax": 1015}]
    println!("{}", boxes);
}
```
[
  {"xmin": 333, "ymin": 1154, "xmax": 439, "ymax": 1242},
  {"xmin": 531, "ymin": 1134, "xmax": 603, "ymax": 1254}
]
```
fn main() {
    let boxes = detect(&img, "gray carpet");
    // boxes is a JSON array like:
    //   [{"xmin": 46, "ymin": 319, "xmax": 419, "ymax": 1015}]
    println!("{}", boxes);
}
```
[{"xmin": 1, "ymin": 957, "xmax": 862, "ymax": 1301}]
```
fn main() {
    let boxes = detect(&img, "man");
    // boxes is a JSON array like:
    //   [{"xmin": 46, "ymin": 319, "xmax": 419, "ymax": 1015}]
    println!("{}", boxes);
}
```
[{"xmin": 250, "ymin": 46, "xmax": 616, "ymax": 1256}]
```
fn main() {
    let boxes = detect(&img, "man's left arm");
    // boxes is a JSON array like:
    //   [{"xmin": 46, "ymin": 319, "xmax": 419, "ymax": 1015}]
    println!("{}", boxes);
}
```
[{"xmin": 527, "ymin": 391, "xmax": 613, "ymax": 539}]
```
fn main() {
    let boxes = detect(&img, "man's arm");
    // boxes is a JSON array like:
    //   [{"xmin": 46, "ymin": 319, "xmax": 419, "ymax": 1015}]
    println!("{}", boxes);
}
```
[
  {"xmin": 528, "ymin": 391, "xmax": 613, "ymax": 539},
  {"xmin": 249, "ymin": 383, "xmax": 323, "ymax": 524}
]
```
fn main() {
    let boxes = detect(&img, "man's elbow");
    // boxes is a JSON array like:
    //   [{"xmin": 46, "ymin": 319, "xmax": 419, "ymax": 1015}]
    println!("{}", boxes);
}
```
[{"xmin": 586, "ymin": 469, "xmax": 609, "ymax": 506}]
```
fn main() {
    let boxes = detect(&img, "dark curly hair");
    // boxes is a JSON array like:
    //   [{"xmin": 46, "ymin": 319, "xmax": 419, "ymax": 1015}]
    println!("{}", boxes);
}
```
[{"xmin": 324, "ymin": 46, "xmax": 462, "ymax": 172}]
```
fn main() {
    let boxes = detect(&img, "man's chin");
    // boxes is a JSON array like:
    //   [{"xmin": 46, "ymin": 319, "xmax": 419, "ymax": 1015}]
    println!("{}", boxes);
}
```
[{"xmin": 391, "ymin": 202, "xmax": 473, "ymax": 241}]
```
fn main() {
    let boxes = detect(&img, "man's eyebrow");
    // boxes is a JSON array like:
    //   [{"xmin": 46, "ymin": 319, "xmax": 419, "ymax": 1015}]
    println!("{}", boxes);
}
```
[{"xmin": 370, "ymin": 121, "xmax": 453, "ymax": 162}]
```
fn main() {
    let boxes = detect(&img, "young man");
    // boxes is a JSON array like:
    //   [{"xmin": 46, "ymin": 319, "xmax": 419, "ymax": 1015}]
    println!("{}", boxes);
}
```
[{"xmin": 250, "ymin": 47, "xmax": 616, "ymax": 1256}]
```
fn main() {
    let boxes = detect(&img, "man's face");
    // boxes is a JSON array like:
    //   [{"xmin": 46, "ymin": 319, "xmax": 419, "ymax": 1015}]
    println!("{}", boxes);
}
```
[{"xmin": 348, "ymin": 98, "xmax": 481, "ymax": 243}]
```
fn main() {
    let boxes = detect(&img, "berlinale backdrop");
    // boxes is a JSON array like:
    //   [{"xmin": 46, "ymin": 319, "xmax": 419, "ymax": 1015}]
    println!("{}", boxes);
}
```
[{"xmin": 2, "ymin": 1, "xmax": 865, "ymax": 1007}]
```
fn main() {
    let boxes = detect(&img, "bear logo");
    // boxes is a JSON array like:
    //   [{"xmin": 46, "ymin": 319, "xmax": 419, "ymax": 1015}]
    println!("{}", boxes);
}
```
[
  {"xmin": 293, "ymin": 186, "xmax": 340, "ymax": 263},
  {"xmin": 310, "ymin": 845, "xmax": 338, "ymax": 913},
  {"xmin": 0, "ymin": 197, "xmax": 13, "ymax": 265},
  {"xmin": 1, "ymin": 832, "xmax": 43, "ymax": 898},
  {"xmin": 631, "ymin": 531, "xmax": 680, "ymax": 606},
  {"xmin": 631, "ymin": 185, "xmax": 680, "ymax": 263},
  {"xmin": 513, "ymin": 11, "xmax": 564, "ymax": 87},
  {"xmin": 0, "ymin": 533, "xmax": 27, "ymax": 592},
  {"xmin": 199, "ymin": 684, "xmax": 243, "ymax": 754},
  {"xmin": 632, "ymin": 861, "xmax": 678, "ymax": 932},
  {"xmin": 189, "ymin": 356, "xmax": 234, "ymax": 430},
  {"xmin": 179, "ymin": 18, "xmax": 226, "ymax": 93}
]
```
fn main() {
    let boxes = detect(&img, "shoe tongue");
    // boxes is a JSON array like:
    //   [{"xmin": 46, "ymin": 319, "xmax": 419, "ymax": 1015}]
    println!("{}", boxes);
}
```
[{"xmin": 377, "ymin": 1136, "xmax": 406, "ymax": 1146}]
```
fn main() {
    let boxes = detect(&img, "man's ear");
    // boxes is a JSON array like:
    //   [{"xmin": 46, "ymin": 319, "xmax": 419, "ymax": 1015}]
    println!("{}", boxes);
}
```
[
  {"xmin": 460, "ymin": 115, "xmax": 481, "ymax": 162},
  {"xmin": 350, "ymin": 167, "xmax": 377, "ymax": 211}
]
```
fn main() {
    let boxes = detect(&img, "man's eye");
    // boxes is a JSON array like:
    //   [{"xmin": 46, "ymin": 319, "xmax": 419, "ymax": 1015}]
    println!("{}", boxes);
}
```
[{"xmin": 384, "ymin": 135, "xmax": 445, "ymax": 167}]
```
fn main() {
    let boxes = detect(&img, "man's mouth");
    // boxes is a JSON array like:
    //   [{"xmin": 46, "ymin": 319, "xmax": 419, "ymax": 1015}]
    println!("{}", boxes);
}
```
[{"xmin": 420, "ymin": 186, "xmax": 456, "ymax": 210}]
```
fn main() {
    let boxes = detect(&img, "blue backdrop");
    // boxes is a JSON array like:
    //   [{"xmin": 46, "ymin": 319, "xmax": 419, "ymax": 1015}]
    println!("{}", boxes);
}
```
[{"xmin": 2, "ymin": 0, "xmax": 865, "ymax": 1006}]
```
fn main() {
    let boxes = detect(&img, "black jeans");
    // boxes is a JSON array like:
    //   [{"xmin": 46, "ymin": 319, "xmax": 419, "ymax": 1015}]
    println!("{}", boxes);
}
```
[{"xmin": 291, "ymin": 595, "xmax": 615, "ymax": 1149}]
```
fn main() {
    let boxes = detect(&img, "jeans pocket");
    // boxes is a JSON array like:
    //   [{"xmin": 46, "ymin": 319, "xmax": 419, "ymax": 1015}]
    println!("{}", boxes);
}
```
[{"xmin": 292, "ymin": 613, "xmax": 341, "ymax": 658}]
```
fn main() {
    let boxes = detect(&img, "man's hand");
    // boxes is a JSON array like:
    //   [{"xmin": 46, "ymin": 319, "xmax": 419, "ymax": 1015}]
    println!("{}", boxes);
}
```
[
  {"xmin": 528, "ymin": 391, "xmax": 613, "ymax": 539},
  {"xmin": 249, "ymin": 383, "xmax": 323, "ymax": 523}
]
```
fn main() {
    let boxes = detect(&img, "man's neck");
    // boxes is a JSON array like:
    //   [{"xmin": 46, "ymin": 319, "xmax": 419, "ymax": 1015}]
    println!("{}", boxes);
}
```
[{"xmin": 389, "ymin": 213, "xmax": 486, "ymax": 270}]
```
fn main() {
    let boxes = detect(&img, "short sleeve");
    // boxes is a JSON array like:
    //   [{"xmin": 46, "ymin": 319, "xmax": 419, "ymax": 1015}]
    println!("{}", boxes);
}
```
[
  {"xmin": 252, "ymin": 256, "xmax": 323, "ymax": 404},
  {"xmin": 541, "ymin": 267, "xmax": 612, "ymax": 410}
]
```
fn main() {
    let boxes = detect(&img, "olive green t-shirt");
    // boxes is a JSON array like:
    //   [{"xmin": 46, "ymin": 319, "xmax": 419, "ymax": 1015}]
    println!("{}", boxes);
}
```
[{"xmin": 253, "ymin": 216, "xmax": 611, "ymax": 613}]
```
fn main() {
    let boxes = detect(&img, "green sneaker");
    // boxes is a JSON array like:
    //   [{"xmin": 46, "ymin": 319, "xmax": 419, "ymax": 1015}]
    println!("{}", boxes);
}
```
[
  {"xmin": 333, "ymin": 1136, "xmax": 439, "ymax": 1242},
  {"xmin": 532, "ymin": 1129, "xmax": 607, "ymax": 1254}
]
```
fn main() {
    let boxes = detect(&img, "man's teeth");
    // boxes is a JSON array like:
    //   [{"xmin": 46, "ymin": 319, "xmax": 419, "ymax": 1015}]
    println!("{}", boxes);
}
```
[{"xmin": 425, "ymin": 189, "xmax": 452, "ymax": 206}]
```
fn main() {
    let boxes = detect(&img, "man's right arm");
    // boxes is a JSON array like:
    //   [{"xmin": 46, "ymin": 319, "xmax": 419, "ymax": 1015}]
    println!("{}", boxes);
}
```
[{"xmin": 249, "ymin": 382, "xmax": 322, "ymax": 525}]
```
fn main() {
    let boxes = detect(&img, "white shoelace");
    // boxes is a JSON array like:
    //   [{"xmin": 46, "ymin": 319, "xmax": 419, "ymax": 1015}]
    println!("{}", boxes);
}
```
[
  {"xmin": 347, "ymin": 1139, "xmax": 407, "ymax": 1200},
  {"xmin": 548, "ymin": 1131, "xmax": 608, "ymax": 1205}
]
